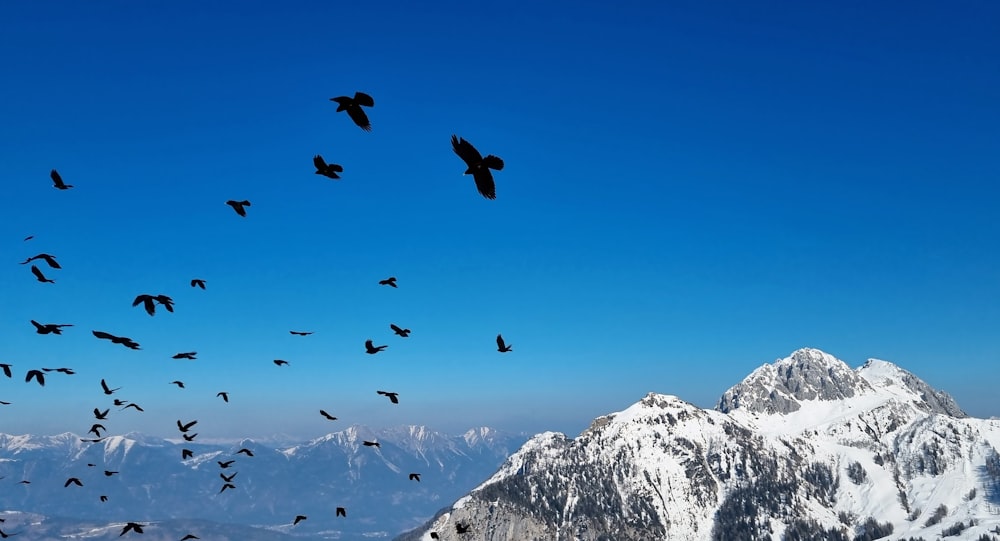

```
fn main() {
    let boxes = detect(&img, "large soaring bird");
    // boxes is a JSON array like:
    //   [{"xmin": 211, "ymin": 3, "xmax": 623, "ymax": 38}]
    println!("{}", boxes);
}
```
[
  {"xmin": 365, "ymin": 340, "xmax": 387, "ymax": 354},
  {"xmin": 377, "ymin": 390, "xmax": 399, "ymax": 404},
  {"xmin": 390, "ymin": 324, "xmax": 410, "ymax": 337},
  {"xmin": 20, "ymin": 253, "xmax": 61, "ymax": 268},
  {"xmin": 313, "ymin": 155, "xmax": 344, "ymax": 179},
  {"xmin": 497, "ymin": 333, "xmax": 513, "ymax": 353},
  {"xmin": 93, "ymin": 331, "xmax": 141, "ymax": 350},
  {"xmin": 330, "ymin": 92, "xmax": 374, "ymax": 131},
  {"xmin": 226, "ymin": 200, "xmax": 251, "ymax": 217},
  {"xmin": 50, "ymin": 169, "xmax": 73, "ymax": 190},
  {"xmin": 31, "ymin": 320, "xmax": 72, "ymax": 335},
  {"xmin": 132, "ymin": 294, "xmax": 174, "ymax": 316},
  {"xmin": 451, "ymin": 135, "xmax": 504, "ymax": 200}
]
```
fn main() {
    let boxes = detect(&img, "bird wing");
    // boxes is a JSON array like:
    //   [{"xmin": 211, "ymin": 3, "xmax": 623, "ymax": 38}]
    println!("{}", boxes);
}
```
[
  {"xmin": 472, "ymin": 170, "xmax": 497, "ymax": 199},
  {"xmin": 354, "ymin": 92, "xmax": 374, "ymax": 107},
  {"xmin": 497, "ymin": 334, "xmax": 506, "ymax": 349},
  {"xmin": 483, "ymin": 154, "xmax": 504, "ymax": 171},
  {"xmin": 101, "ymin": 379, "xmax": 110, "ymax": 392},
  {"xmin": 451, "ymin": 135, "xmax": 483, "ymax": 167},
  {"xmin": 347, "ymin": 107, "xmax": 372, "ymax": 131},
  {"xmin": 390, "ymin": 324, "xmax": 403, "ymax": 333},
  {"xmin": 50, "ymin": 169, "xmax": 64, "ymax": 186},
  {"xmin": 30, "ymin": 265, "xmax": 49, "ymax": 281},
  {"xmin": 41, "ymin": 254, "xmax": 61, "ymax": 268},
  {"xmin": 313, "ymin": 155, "xmax": 327, "ymax": 170},
  {"xmin": 330, "ymin": 96, "xmax": 350, "ymax": 110}
]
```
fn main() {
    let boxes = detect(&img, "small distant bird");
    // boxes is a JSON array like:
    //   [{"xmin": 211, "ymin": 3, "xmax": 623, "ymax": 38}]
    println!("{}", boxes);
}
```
[
  {"xmin": 217, "ymin": 392, "xmax": 229, "ymax": 403},
  {"xmin": 452, "ymin": 135, "xmax": 504, "ymax": 200},
  {"xmin": 218, "ymin": 460, "xmax": 235, "ymax": 469},
  {"xmin": 408, "ymin": 473, "xmax": 421, "ymax": 482},
  {"xmin": 289, "ymin": 330, "xmax": 313, "ymax": 336},
  {"xmin": 122, "ymin": 403, "xmax": 144, "ymax": 412},
  {"xmin": 0, "ymin": 364, "xmax": 11, "ymax": 378},
  {"xmin": 378, "ymin": 276, "xmax": 397, "ymax": 287},
  {"xmin": 313, "ymin": 155, "xmax": 344, "ymax": 179},
  {"xmin": 42, "ymin": 367, "xmax": 75, "ymax": 374},
  {"xmin": 30, "ymin": 320, "xmax": 72, "ymax": 335},
  {"xmin": 226, "ymin": 200, "xmax": 251, "ymax": 217},
  {"xmin": 17, "ymin": 480, "xmax": 30, "ymax": 484},
  {"xmin": 497, "ymin": 333, "xmax": 513, "ymax": 352},
  {"xmin": 220, "ymin": 472, "xmax": 237, "ymax": 483},
  {"xmin": 30, "ymin": 265, "xmax": 54, "ymax": 283},
  {"xmin": 190, "ymin": 279, "xmax": 206, "ymax": 289},
  {"xmin": 293, "ymin": 515, "xmax": 307, "ymax": 526},
  {"xmin": 362, "ymin": 440, "xmax": 380, "ymax": 448},
  {"xmin": 180, "ymin": 535, "xmax": 200, "ymax": 541},
  {"xmin": 319, "ymin": 410, "xmax": 337, "ymax": 421},
  {"xmin": 220, "ymin": 483, "xmax": 236, "ymax": 493},
  {"xmin": 25, "ymin": 370, "xmax": 44, "ymax": 386},
  {"xmin": 104, "ymin": 470, "xmax": 118, "ymax": 477},
  {"xmin": 100, "ymin": 495, "xmax": 108, "ymax": 502},
  {"xmin": 113, "ymin": 399, "xmax": 129, "ymax": 406},
  {"xmin": 273, "ymin": 359, "xmax": 289, "ymax": 366},
  {"xmin": 94, "ymin": 408, "xmax": 109, "ymax": 420},
  {"xmin": 20, "ymin": 253, "xmax": 60, "ymax": 268},
  {"xmin": 236, "ymin": 448, "xmax": 253, "ymax": 456},
  {"xmin": 50, "ymin": 169, "xmax": 73, "ymax": 190},
  {"xmin": 330, "ymin": 91, "xmax": 374, "ymax": 131},
  {"xmin": 431, "ymin": 532, "xmax": 440, "ymax": 540},
  {"xmin": 172, "ymin": 352, "xmax": 197, "ymax": 360},
  {"xmin": 64, "ymin": 477, "xmax": 83, "ymax": 487},
  {"xmin": 101, "ymin": 378, "xmax": 121, "ymax": 395},
  {"xmin": 132, "ymin": 294, "xmax": 174, "ymax": 316},
  {"xmin": 183, "ymin": 433, "xmax": 198, "ymax": 442},
  {"xmin": 169, "ymin": 381, "xmax": 185, "ymax": 388},
  {"xmin": 177, "ymin": 419, "xmax": 197, "ymax": 432},
  {"xmin": 390, "ymin": 324, "xmax": 410, "ymax": 337},
  {"xmin": 376, "ymin": 390, "xmax": 399, "ymax": 404},
  {"xmin": 89, "ymin": 424, "xmax": 106, "ymax": 437},
  {"xmin": 456, "ymin": 522, "xmax": 471, "ymax": 534},
  {"xmin": 335, "ymin": 507, "xmax": 346, "ymax": 517},
  {"xmin": 24, "ymin": 235, "xmax": 34, "ymax": 241},
  {"xmin": 182, "ymin": 449, "xmax": 194, "ymax": 460},
  {"xmin": 119, "ymin": 522, "xmax": 144, "ymax": 536},
  {"xmin": 0, "ymin": 401, "xmax": 10, "ymax": 406},
  {"xmin": 93, "ymin": 330, "xmax": 141, "ymax": 350},
  {"xmin": 365, "ymin": 339, "xmax": 387, "ymax": 354}
]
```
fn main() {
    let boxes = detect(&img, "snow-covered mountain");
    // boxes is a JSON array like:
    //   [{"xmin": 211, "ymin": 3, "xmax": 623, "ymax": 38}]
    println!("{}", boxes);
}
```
[
  {"xmin": 0, "ymin": 425, "xmax": 525, "ymax": 540},
  {"xmin": 408, "ymin": 348, "xmax": 1000, "ymax": 541}
]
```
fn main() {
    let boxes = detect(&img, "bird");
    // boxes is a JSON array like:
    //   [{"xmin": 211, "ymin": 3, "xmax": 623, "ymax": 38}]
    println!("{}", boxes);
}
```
[
  {"xmin": 0, "ymin": 364, "xmax": 11, "ymax": 378},
  {"xmin": 30, "ymin": 265, "xmax": 55, "ymax": 283},
  {"xmin": 104, "ymin": 470, "xmax": 118, "ymax": 477},
  {"xmin": 293, "ymin": 515, "xmax": 307, "ymax": 526},
  {"xmin": 456, "ymin": 522, "xmax": 471, "ymax": 534},
  {"xmin": 330, "ymin": 91, "xmax": 374, "ymax": 131},
  {"xmin": 376, "ymin": 390, "xmax": 399, "ymax": 404},
  {"xmin": 378, "ymin": 276, "xmax": 397, "ymax": 287},
  {"xmin": 177, "ymin": 419, "xmax": 197, "ymax": 432},
  {"xmin": 365, "ymin": 339, "xmax": 387, "ymax": 354},
  {"xmin": 226, "ymin": 200, "xmax": 250, "ymax": 217},
  {"xmin": 452, "ymin": 135, "xmax": 504, "ymax": 200},
  {"xmin": 181, "ymin": 449, "xmax": 194, "ymax": 460},
  {"xmin": 236, "ymin": 448, "xmax": 253, "ymax": 456},
  {"xmin": 319, "ymin": 410, "xmax": 337, "ymax": 421},
  {"xmin": 335, "ymin": 507, "xmax": 346, "ymax": 517},
  {"xmin": 497, "ymin": 333, "xmax": 513, "ymax": 352},
  {"xmin": 64, "ymin": 477, "xmax": 83, "ymax": 487},
  {"xmin": 119, "ymin": 522, "xmax": 144, "ymax": 536},
  {"xmin": 100, "ymin": 495, "xmax": 108, "ymax": 502},
  {"xmin": 101, "ymin": 378, "xmax": 121, "ymax": 395},
  {"xmin": 50, "ymin": 169, "xmax": 73, "ymax": 190},
  {"xmin": 0, "ymin": 401, "xmax": 10, "ymax": 406},
  {"xmin": 183, "ymin": 433, "xmax": 198, "ymax": 441},
  {"xmin": 132, "ymin": 294, "xmax": 174, "ymax": 316},
  {"xmin": 409, "ymin": 473, "xmax": 421, "ymax": 482},
  {"xmin": 220, "ymin": 472, "xmax": 237, "ymax": 483},
  {"xmin": 313, "ymin": 155, "xmax": 344, "ymax": 179},
  {"xmin": 113, "ymin": 399, "xmax": 129, "ymax": 406},
  {"xmin": 24, "ymin": 235, "xmax": 34, "ymax": 241},
  {"xmin": 172, "ymin": 352, "xmax": 197, "ymax": 360},
  {"xmin": 122, "ymin": 403, "xmax": 144, "ymax": 412},
  {"xmin": 89, "ymin": 424, "xmax": 106, "ymax": 437},
  {"xmin": 289, "ymin": 330, "xmax": 313, "ymax": 336},
  {"xmin": 273, "ymin": 359, "xmax": 289, "ymax": 366},
  {"xmin": 20, "ymin": 253, "xmax": 61, "ymax": 268},
  {"xmin": 180, "ymin": 535, "xmax": 200, "ymax": 541},
  {"xmin": 30, "ymin": 320, "xmax": 73, "ymax": 335},
  {"xmin": 219, "ymin": 483, "xmax": 235, "ymax": 492},
  {"xmin": 25, "ymin": 370, "xmax": 44, "ymax": 386},
  {"xmin": 94, "ymin": 408, "xmax": 109, "ymax": 420},
  {"xmin": 169, "ymin": 381, "xmax": 185, "ymax": 388},
  {"xmin": 42, "ymin": 367, "xmax": 75, "ymax": 374},
  {"xmin": 430, "ymin": 533, "xmax": 440, "ymax": 540},
  {"xmin": 217, "ymin": 392, "xmax": 229, "ymax": 403},
  {"xmin": 218, "ymin": 460, "xmax": 235, "ymax": 468},
  {"xmin": 190, "ymin": 279, "xmax": 206, "ymax": 289},
  {"xmin": 362, "ymin": 440, "xmax": 380, "ymax": 448},
  {"xmin": 390, "ymin": 323, "xmax": 411, "ymax": 337},
  {"xmin": 93, "ymin": 330, "xmax": 141, "ymax": 350}
]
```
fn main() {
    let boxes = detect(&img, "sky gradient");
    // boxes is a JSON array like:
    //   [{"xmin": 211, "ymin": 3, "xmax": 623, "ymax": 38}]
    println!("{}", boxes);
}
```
[{"xmin": 1, "ymin": 1, "xmax": 998, "ymax": 440}]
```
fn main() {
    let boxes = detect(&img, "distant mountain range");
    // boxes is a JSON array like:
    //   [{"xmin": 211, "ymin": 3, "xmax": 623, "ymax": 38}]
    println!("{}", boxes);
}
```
[
  {"xmin": 407, "ymin": 348, "xmax": 1000, "ymax": 541},
  {"xmin": 0, "ymin": 425, "xmax": 526, "ymax": 540}
]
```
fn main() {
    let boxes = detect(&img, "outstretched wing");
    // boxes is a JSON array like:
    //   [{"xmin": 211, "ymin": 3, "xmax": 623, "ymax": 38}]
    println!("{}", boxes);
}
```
[
  {"xmin": 347, "ymin": 107, "xmax": 372, "ymax": 131},
  {"xmin": 50, "ymin": 169, "xmax": 64, "ymax": 187},
  {"xmin": 472, "ymin": 170, "xmax": 497, "ymax": 200},
  {"xmin": 451, "ymin": 135, "xmax": 483, "ymax": 168},
  {"xmin": 482, "ymin": 154, "xmax": 504, "ymax": 171},
  {"xmin": 354, "ymin": 92, "xmax": 374, "ymax": 107},
  {"xmin": 497, "ymin": 334, "xmax": 507, "ymax": 349},
  {"xmin": 313, "ymin": 155, "xmax": 327, "ymax": 170}
]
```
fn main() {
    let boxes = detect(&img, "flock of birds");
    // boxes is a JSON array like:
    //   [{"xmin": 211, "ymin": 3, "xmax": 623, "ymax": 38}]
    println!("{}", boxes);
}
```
[{"xmin": 3, "ymin": 91, "xmax": 508, "ymax": 539}]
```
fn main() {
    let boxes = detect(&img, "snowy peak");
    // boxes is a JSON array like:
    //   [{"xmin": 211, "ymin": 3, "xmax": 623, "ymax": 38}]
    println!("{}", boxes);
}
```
[
  {"xmin": 859, "ymin": 358, "xmax": 967, "ymax": 417},
  {"xmin": 717, "ymin": 347, "xmax": 873, "ymax": 414}
]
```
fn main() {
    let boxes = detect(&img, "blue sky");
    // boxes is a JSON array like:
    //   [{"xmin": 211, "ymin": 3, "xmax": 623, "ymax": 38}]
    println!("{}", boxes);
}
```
[{"xmin": 1, "ymin": 1, "xmax": 998, "ymax": 440}]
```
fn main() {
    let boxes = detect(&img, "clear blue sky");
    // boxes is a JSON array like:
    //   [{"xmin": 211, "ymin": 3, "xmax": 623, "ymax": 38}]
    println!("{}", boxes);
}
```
[{"xmin": 2, "ymin": 1, "xmax": 998, "ymax": 440}]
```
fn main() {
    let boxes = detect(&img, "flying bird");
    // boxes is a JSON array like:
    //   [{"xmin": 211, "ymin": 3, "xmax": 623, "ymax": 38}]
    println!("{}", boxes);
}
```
[
  {"xmin": 236, "ymin": 448, "xmax": 253, "ymax": 456},
  {"xmin": 431, "ymin": 533, "xmax": 440, "ymax": 540},
  {"xmin": 172, "ymin": 352, "xmax": 197, "ymax": 360},
  {"xmin": 20, "ymin": 253, "xmax": 61, "ymax": 268},
  {"xmin": 218, "ymin": 460, "xmax": 235, "ymax": 469},
  {"xmin": 25, "ymin": 370, "xmax": 44, "ymax": 386},
  {"xmin": 104, "ymin": 470, "xmax": 118, "ymax": 477},
  {"xmin": 0, "ymin": 364, "xmax": 11, "ymax": 378},
  {"xmin": 89, "ymin": 424, "xmax": 106, "ymax": 437},
  {"xmin": 362, "ymin": 440, "xmax": 380, "ymax": 448},
  {"xmin": 289, "ymin": 331, "xmax": 313, "ymax": 336},
  {"xmin": 42, "ymin": 367, "xmax": 75, "ymax": 374},
  {"xmin": 219, "ymin": 483, "xmax": 236, "ymax": 493},
  {"xmin": 226, "ymin": 200, "xmax": 250, "ymax": 217},
  {"xmin": 50, "ymin": 169, "xmax": 73, "ymax": 190},
  {"xmin": 93, "ymin": 330, "xmax": 141, "ymax": 350},
  {"xmin": 220, "ymin": 472, "xmax": 237, "ymax": 483},
  {"xmin": 169, "ymin": 380, "xmax": 185, "ymax": 388},
  {"xmin": 182, "ymin": 433, "xmax": 198, "ymax": 442},
  {"xmin": 113, "ymin": 399, "xmax": 129, "ymax": 406},
  {"xmin": 122, "ymin": 403, "xmax": 144, "ymax": 412},
  {"xmin": 293, "ymin": 515, "xmax": 307, "ymax": 526},
  {"xmin": 365, "ymin": 339, "xmax": 387, "ymax": 354},
  {"xmin": 30, "ymin": 320, "xmax": 73, "ymax": 335},
  {"xmin": 451, "ymin": 135, "xmax": 504, "ymax": 200},
  {"xmin": 497, "ymin": 333, "xmax": 513, "ymax": 352},
  {"xmin": 319, "ymin": 410, "xmax": 337, "ymax": 421},
  {"xmin": 408, "ymin": 473, "xmax": 421, "ymax": 482},
  {"xmin": 335, "ymin": 507, "xmax": 346, "ymax": 517},
  {"xmin": 217, "ymin": 392, "xmax": 229, "ymax": 403},
  {"xmin": 100, "ymin": 495, "xmax": 108, "ymax": 502},
  {"xmin": 30, "ymin": 265, "xmax": 54, "ymax": 283},
  {"xmin": 182, "ymin": 449, "xmax": 194, "ymax": 460},
  {"xmin": 190, "ymin": 279, "xmax": 206, "ymax": 289},
  {"xmin": 330, "ymin": 91, "xmax": 374, "ymax": 131},
  {"xmin": 0, "ymin": 401, "xmax": 10, "ymax": 406},
  {"xmin": 101, "ymin": 378, "xmax": 121, "ymax": 395},
  {"xmin": 313, "ymin": 155, "xmax": 344, "ymax": 179},
  {"xmin": 376, "ymin": 390, "xmax": 399, "ymax": 404},
  {"xmin": 273, "ymin": 359, "xmax": 289, "ymax": 366},
  {"xmin": 132, "ymin": 294, "xmax": 174, "ymax": 316},
  {"xmin": 378, "ymin": 276, "xmax": 397, "ymax": 287},
  {"xmin": 456, "ymin": 522, "xmax": 471, "ymax": 534},
  {"xmin": 94, "ymin": 408, "xmax": 109, "ymax": 420},
  {"xmin": 24, "ymin": 235, "xmax": 34, "ymax": 241},
  {"xmin": 390, "ymin": 324, "xmax": 410, "ymax": 337},
  {"xmin": 64, "ymin": 477, "xmax": 83, "ymax": 487},
  {"xmin": 177, "ymin": 419, "xmax": 198, "ymax": 432},
  {"xmin": 119, "ymin": 522, "xmax": 144, "ymax": 536},
  {"xmin": 180, "ymin": 535, "xmax": 200, "ymax": 541}
]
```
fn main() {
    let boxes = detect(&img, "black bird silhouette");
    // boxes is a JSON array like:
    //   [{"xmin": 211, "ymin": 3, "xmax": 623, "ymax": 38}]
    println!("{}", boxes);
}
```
[
  {"xmin": 273, "ymin": 359, "xmax": 289, "ymax": 366},
  {"xmin": 217, "ymin": 392, "xmax": 229, "ymax": 403},
  {"xmin": 20, "ymin": 253, "xmax": 61, "ymax": 268},
  {"xmin": 378, "ymin": 276, "xmax": 397, "ymax": 287},
  {"xmin": 132, "ymin": 294, "xmax": 173, "ymax": 316},
  {"xmin": 93, "ymin": 330, "xmax": 141, "ymax": 350},
  {"xmin": 30, "ymin": 320, "xmax": 72, "ymax": 335},
  {"xmin": 89, "ymin": 424, "xmax": 106, "ymax": 437},
  {"xmin": 220, "ymin": 472, "xmax": 237, "ymax": 482},
  {"xmin": 50, "ymin": 169, "xmax": 73, "ymax": 190},
  {"xmin": 390, "ymin": 324, "xmax": 411, "ymax": 337},
  {"xmin": 365, "ymin": 339, "xmax": 387, "ymax": 354},
  {"xmin": 100, "ymin": 495, "xmax": 108, "ymax": 502},
  {"xmin": 101, "ymin": 378, "xmax": 121, "ymax": 395},
  {"xmin": 25, "ymin": 370, "xmax": 44, "ymax": 386},
  {"xmin": 236, "ymin": 448, "xmax": 253, "ymax": 456},
  {"xmin": 104, "ymin": 470, "xmax": 118, "ymax": 477},
  {"xmin": 24, "ymin": 234, "xmax": 34, "ymax": 241},
  {"xmin": 0, "ymin": 364, "xmax": 11, "ymax": 378},
  {"xmin": 430, "ymin": 533, "xmax": 439, "ymax": 540},
  {"xmin": 218, "ymin": 460, "xmax": 235, "ymax": 468},
  {"xmin": 293, "ymin": 515, "xmax": 307, "ymax": 526},
  {"xmin": 94, "ymin": 408, "xmax": 109, "ymax": 420},
  {"xmin": 169, "ymin": 381, "xmax": 185, "ymax": 388},
  {"xmin": 319, "ymin": 410, "xmax": 337, "ymax": 421},
  {"xmin": 42, "ymin": 367, "xmax": 75, "ymax": 374},
  {"xmin": 409, "ymin": 473, "xmax": 421, "ymax": 482},
  {"xmin": 452, "ymin": 135, "xmax": 504, "ymax": 200},
  {"xmin": 122, "ymin": 403, "xmax": 144, "ymax": 412},
  {"xmin": 113, "ymin": 399, "xmax": 129, "ymax": 406},
  {"xmin": 182, "ymin": 449, "xmax": 194, "ymax": 459},
  {"xmin": 376, "ymin": 390, "xmax": 399, "ymax": 404},
  {"xmin": 455, "ymin": 522, "xmax": 471, "ymax": 534},
  {"xmin": 30, "ymin": 265, "xmax": 54, "ymax": 283},
  {"xmin": 226, "ymin": 200, "xmax": 250, "ymax": 217},
  {"xmin": 289, "ymin": 330, "xmax": 313, "ymax": 336},
  {"xmin": 64, "ymin": 477, "xmax": 83, "ymax": 487},
  {"xmin": 190, "ymin": 279, "xmax": 206, "ymax": 289},
  {"xmin": 497, "ymin": 333, "xmax": 513, "ymax": 352},
  {"xmin": 173, "ymin": 352, "xmax": 197, "ymax": 360},
  {"xmin": 119, "ymin": 522, "xmax": 144, "ymax": 536},
  {"xmin": 330, "ymin": 91, "xmax": 374, "ymax": 131},
  {"xmin": 335, "ymin": 507, "xmax": 346, "ymax": 517},
  {"xmin": 182, "ymin": 433, "xmax": 198, "ymax": 442},
  {"xmin": 177, "ymin": 419, "xmax": 197, "ymax": 432},
  {"xmin": 362, "ymin": 440, "xmax": 380, "ymax": 448},
  {"xmin": 313, "ymin": 155, "xmax": 344, "ymax": 179},
  {"xmin": 0, "ymin": 401, "xmax": 10, "ymax": 406},
  {"xmin": 180, "ymin": 535, "xmax": 200, "ymax": 541}
]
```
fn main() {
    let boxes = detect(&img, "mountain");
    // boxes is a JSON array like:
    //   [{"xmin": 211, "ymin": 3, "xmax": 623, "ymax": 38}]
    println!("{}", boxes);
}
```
[
  {"xmin": 406, "ymin": 348, "xmax": 1000, "ymax": 541},
  {"xmin": 0, "ymin": 425, "xmax": 525, "ymax": 540}
]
